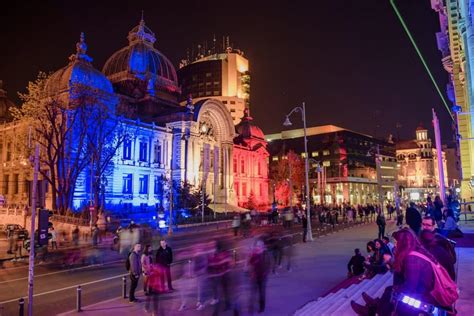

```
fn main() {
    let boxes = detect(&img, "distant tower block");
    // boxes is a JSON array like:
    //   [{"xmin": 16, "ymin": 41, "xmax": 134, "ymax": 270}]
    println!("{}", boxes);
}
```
[{"xmin": 178, "ymin": 41, "xmax": 249, "ymax": 125}]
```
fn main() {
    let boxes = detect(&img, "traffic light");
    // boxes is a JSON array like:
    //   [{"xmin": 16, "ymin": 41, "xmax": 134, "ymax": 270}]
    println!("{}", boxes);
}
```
[{"xmin": 38, "ymin": 209, "xmax": 53, "ymax": 246}]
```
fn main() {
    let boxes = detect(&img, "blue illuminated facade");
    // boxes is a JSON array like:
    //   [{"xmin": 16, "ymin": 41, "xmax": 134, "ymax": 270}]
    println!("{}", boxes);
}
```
[{"xmin": 41, "ymin": 19, "xmax": 238, "ymax": 214}]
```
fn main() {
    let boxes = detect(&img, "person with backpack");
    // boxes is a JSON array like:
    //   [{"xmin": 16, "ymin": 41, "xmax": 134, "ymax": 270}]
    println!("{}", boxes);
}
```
[
  {"xmin": 351, "ymin": 228, "xmax": 458, "ymax": 316},
  {"xmin": 127, "ymin": 243, "xmax": 142, "ymax": 303}
]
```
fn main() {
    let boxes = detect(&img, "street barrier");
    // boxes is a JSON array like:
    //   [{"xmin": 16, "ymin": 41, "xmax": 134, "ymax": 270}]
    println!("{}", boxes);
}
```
[
  {"xmin": 76, "ymin": 286, "xmax": 82, "ymax": 312},
  {"xmin": 18, "ymin": 298, "xmax": 24, "ymax": 316},
  {"xmin": 122, "ymin": 276, "xmax": 127, "ymax": 299}
]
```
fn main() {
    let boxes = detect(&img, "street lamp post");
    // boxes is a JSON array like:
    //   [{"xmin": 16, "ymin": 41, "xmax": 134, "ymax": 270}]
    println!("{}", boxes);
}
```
[
  {"xmin": 367, "ymin": 144, "xmax": 383, "ymax": 213},
  {"xmin": 283, "ymin": 102, "xmax": 313, "ymax": 242}
]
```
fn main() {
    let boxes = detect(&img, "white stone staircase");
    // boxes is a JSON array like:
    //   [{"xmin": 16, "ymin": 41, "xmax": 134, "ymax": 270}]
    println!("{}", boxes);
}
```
[{"xmin": 294, "ymin": 272, "xmax": 393, "ymax": 316}]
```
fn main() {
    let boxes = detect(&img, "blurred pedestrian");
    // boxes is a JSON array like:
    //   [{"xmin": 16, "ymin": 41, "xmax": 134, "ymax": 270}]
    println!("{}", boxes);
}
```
[
  {"xmin": 92, "ymin": 224, "xmax": 99, "ymax": 246},
  {"xmin": 145, "ymin": 262, "xmax": 164, "ymax": 314},
  {"xmin": 376, "ymin": 212, "xmax": 386, "ymax": 239},
  {"xmin": 302, "ymin": 214, "xmax": 308, "ymax": 243},
  {"xmin": 207, "ymin": 240, "xmax": 232, "ymax": 311},
  {"xmin": 141, "ymin": 245, "xmax": 153, "ymax": 295},
  {"xmin": 232, "ymin": 215, "xmax": 241, "ymax": 237},
  {"xmin": 72, "ymin": 226, "xmax": 79, "ymax": 247},
  {"xmin": 50, "ymin": 227, "xmax": 58, "ymax": 250},
  {"xmin": 156, "ymin": 239, "xmax": 174, "ymax": 291},
  {"xmin": 128, "ymin": 243, "xmax": 142, "ymax": 303},
  {"xmin": 248, "ymin": 239, "xmax": 270, "ymax": 313},
  {"xmin": 7, "ymin": 226, "xmax": 14, "ymax": 254}
]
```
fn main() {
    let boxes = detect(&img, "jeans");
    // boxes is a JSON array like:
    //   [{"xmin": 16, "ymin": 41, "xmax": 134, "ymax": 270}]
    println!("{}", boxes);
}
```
[
  {"xmin": 250, "ymin": 278, "xmax": 267, "ymax": 313},
  {"xmin": 129, "ymin": 274, "xmax": 139, "ymax": 301},
  {"xmin": 378, "ymin": 225, "xmax": 385, "ymax": 239},
  {"xmin": 160, "ymin": 265, "xmax": 173, "ymax": 290}
]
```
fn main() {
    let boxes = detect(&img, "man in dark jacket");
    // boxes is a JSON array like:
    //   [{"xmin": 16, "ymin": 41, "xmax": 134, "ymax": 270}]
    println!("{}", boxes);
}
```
[
  {"xmin": 421, "ymin": 216, "xmax": 456, "ymax": 280},
  {"xmin": 302, "ymin": 215, "xmax": 308, "ymax": 243},
  {"xmin": 347, "ymin": 248, "xmax": 365, "ymax": 276},
  {"xmin": 376, "ymin": 213, "xmax": 386, "ymax": 239},
  {"xmin": 405, "ymin": 202, "xmax": 422, "ymax": 234},
  {"xmin": 156, "ymin": 239, "xmax": 173, "ymax": 291},
  {"xmin": 129, "ymin": 243, "xmax": 142, "ymax": 302}
]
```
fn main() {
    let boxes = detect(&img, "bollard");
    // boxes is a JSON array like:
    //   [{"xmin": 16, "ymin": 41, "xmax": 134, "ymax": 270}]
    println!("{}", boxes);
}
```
[
  {"xmin": 122, "ymin": 276, "xmax": 127, "ymax": 299},
  {"xmin": 188, "ymin": 259, "xmax": 192, "ymax": 277},
  {"xmin": 76, "ymin": 285, "xmax": 82, "ymax": 312},
  {"xmin": 233, "ymin": 249, "xmax": 237, "ymax": 265},
  {"xmin": 18, "ymin": 298, "xmax": 24, "ymax": 316}
]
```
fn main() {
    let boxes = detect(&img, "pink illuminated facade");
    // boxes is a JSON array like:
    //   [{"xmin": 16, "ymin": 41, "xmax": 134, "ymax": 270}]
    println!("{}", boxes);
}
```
[{"xmin": 232, "ymin": 110, "xmax": 269, "ymax": 209}]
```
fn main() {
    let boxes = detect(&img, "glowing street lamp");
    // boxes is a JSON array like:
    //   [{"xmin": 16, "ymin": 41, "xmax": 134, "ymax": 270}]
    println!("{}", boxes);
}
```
[{"xmin": 283, "ymin": 102, "xmax": 313, "ymax": 242}]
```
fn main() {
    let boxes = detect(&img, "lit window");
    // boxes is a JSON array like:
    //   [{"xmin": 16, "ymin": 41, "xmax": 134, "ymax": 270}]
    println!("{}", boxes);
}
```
[
  {"xmin": 272, "ymin": 156, "xmax": 279, "ymax": 161},
  {"xmin": 3, "ymin": 175, "xmax": 9, "ymax": 194},
  {"xmin": 258, "ymin": 162, "xmax": 261, "ymax": 176},
  {"xmin": 323, "ymin": 161, "xmax": 330, "ymax": 167},
  {"xmin": 235, "ymin": 182, "xmax": 239, "ymax": 196},
  {"xmin": 241, "ymin": 159, "xmax": 245, "ymax": 173},
  {"xmin": 323, "ymin": 150, "xmax": 330, "ymax": 156},
  {"xmin": 206, "ymin": 72, "xmax": 212, "ymax": 77},
  {"xmin": 154, "ymin": 176, "xmax": 162, "ymax": 195},
  {"xmin": 123, "ymin": 139, "xmax": 132, "ymax": 160},
  {"xmin": 301, "ymin": 153, "xmax": 307, "ymax": 158},
  {"xmin": 13, "ymin": 174, "xmax": 19, "ymax": 194},
  {"xmin": 122, "ymin": 174, "xmax": 133, "ymax": 194},
  {"xmin": 233, "ymin": 159, "xmax": 238, "ymax": 172},
  {"xmin": 139, "ymin": 175, "xmax": 149, "ymax": 194},
  {"xmin": 154, "ymin": 143, "xmax": 162, "ymax": 164},
  {"xmin": 311, "ymin": 152, "xmax": 319, "ymax": 157},
  {"xmin": 139, "ymin": 141, "xmax": 148, "ymax": 162}
]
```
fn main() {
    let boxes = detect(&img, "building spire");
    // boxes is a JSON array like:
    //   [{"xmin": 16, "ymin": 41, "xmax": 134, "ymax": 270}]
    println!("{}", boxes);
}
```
[
  {"xmin": 127, "ymin": 13, "xmax": 156, "ymax": 45},
  {"xmin": 71, "ymin": 32, "xmax": 92, "ymax": 62}
]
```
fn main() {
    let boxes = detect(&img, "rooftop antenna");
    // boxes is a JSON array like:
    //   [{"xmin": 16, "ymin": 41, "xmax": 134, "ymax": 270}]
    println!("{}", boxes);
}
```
[
  {"xmin": 212, "ymin": 34, "xmax": 216, "ymax": 55},
  {"xmin": 226, "ymin": 36, "xmax": 230, "ymax": 48},
  {"xmin": 222, "ymin": 36, "xmax": 225, "ymax": 52},
  {"xmin": 141, "ymin": 9, "xmax": 144, "ymax": 22}
]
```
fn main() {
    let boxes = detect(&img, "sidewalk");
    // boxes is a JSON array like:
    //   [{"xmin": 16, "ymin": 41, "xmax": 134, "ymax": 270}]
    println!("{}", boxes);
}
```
[
  {"xmin": 454, "ymin": 219, "xmax": 474, "ymax": 316},
  {"xmin": 59, "ymin": 221, "xmax": 380, "ymax": 316}
]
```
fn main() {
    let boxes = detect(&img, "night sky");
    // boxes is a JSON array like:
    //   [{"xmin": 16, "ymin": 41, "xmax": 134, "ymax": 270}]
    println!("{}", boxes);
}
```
[{"xmin": 0, "ymin": 0, "xmax": 454, "ymax": 143}]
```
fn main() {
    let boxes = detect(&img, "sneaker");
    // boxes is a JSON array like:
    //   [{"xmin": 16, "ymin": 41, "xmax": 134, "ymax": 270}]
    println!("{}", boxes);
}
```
[
  {"xmin": 350, "ymin": 300, "xmax": 370, "ymax": 316},
  {"xmin": 361, "ymin": 292, "xmax": 379, "ymax": 307},
  {"xmin": 210, "ymin": 298, "xmax": 219, "ymax": 305}
]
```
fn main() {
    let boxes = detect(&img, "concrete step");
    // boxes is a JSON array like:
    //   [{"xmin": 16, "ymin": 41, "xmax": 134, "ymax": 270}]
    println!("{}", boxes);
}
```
[
  {"xmin": 296, "ymin": 275, "xmax": 381, "ymax": 316},
  {"xmin": 331, "ymin": 272, "xmax": 393, "ymax": 316}
]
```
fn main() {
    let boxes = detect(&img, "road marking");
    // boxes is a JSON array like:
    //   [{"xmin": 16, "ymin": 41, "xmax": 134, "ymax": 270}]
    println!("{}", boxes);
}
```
[
  {"xmin": 0, "ymin": 273, "xmax": 129, "ymax": 305},
  {"xmin": 0, "ymin": 259, "xmax": 123, "ymax": 285}
]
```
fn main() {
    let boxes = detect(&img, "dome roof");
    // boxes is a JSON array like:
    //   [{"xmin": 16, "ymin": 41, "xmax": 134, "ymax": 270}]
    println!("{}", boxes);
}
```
[
  {"xmin": 0, "ymin": 81, "xmax": 15, "ymax": 122},
  {"xmin": 45, "ymin": 33, "xmax": 113, "ymax": 97},
  {"xmin": 102, "ymin": 19, "xmax": 179, "ymax": 94},
  {"xmin": 236, "ymin": 109, "xmax": 265, "ymax": 140}
]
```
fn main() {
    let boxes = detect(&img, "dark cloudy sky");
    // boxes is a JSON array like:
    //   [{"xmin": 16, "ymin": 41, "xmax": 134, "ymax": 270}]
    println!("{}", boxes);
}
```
[{"xmin": 0, "ymin": 0, "xmax": 454, "ymax": 142}]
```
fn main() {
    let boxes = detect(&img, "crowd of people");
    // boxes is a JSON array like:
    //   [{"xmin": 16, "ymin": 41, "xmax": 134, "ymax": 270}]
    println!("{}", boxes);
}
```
[
  {"xmin": 347, "ymin": 196, "xmax": 460, "ymax": 316},
  {"xmin": 124, "ymin": 228, "xmax": 297, "ymax": 315}
]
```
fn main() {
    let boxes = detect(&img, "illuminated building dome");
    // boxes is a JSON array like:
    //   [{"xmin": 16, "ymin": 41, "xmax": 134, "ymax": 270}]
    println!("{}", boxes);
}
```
[
  {"xmin": 45, "ymin": 33, "xmax": 113, "ymax": 97},
  {"xmin": 235, "ymin": 109, "xmax": 265, "ymax": 140},
  {"xmin": 0, "ymin": 81, "xmax": 15, "ymax": 122},
  {"xmin": 103, "ymin": 18, "xmax": 180, "ymax": 97}
]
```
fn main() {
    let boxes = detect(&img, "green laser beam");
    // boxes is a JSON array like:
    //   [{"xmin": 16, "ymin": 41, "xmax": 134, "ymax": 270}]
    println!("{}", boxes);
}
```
[{"xmin": 390, "ymin": 0, "xmax": 455, "ymax": 122}]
